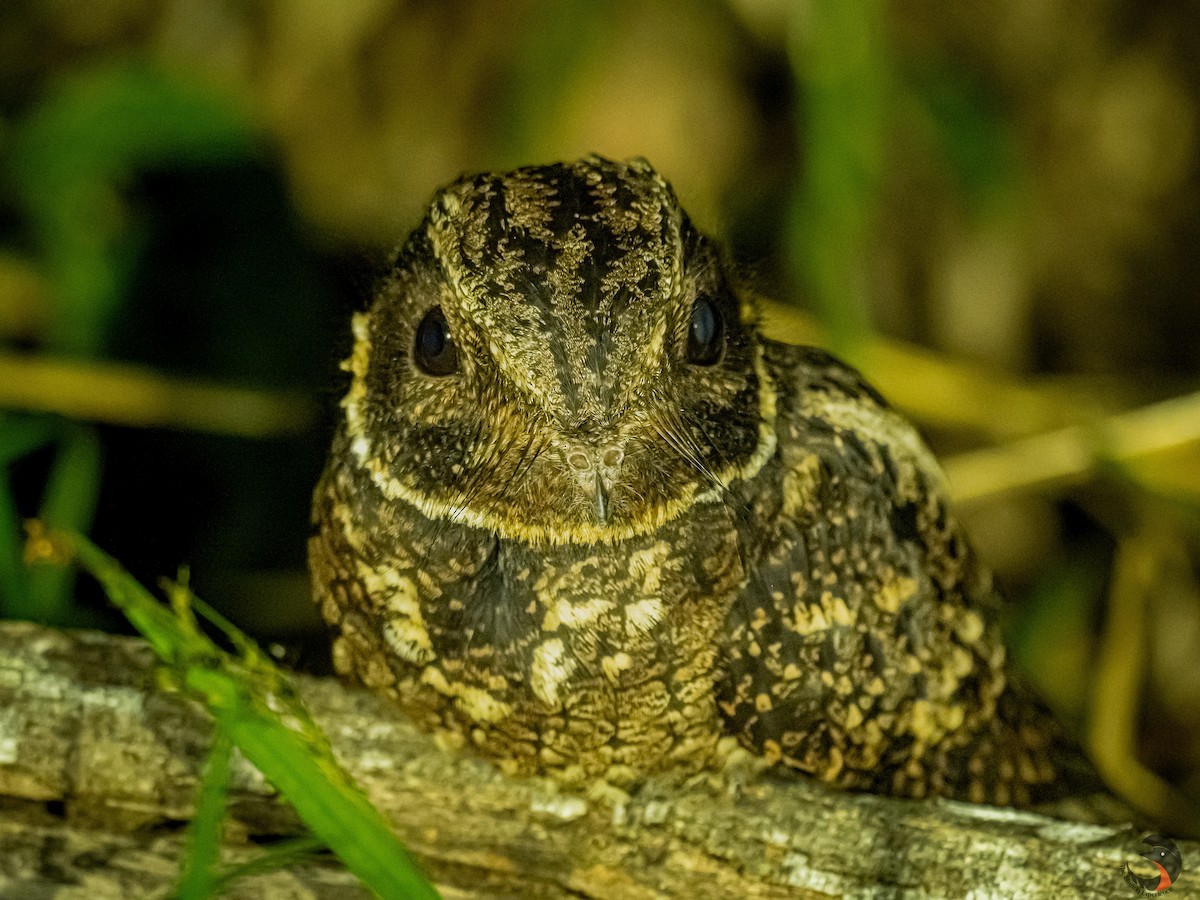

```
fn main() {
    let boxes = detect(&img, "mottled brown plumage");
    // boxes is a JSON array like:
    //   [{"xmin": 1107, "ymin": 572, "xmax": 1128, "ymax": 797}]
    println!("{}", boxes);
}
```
[{"xmin": 310, "ymin": 155, "xmax": 1078, "ymax": 805}]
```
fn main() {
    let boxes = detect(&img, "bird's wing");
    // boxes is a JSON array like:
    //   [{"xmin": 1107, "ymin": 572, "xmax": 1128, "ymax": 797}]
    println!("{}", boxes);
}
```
[{"xmin": 718, "ymin": 339, "xmax": 1063, "ymax": 805}]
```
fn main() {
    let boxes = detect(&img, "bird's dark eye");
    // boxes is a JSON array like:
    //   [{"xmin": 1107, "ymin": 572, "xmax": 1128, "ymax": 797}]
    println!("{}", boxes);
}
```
[
  {"xmin": 413, "ymin": 306, "xmax": 459, "ymax": 376},
  {"xmin": 686, "ymin": 294, "xmax": 725, "ymax": 366}
]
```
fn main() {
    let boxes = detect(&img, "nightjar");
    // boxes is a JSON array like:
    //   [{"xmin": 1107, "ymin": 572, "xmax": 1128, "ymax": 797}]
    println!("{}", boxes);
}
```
[{"xmin": 310, "ymin": 155, "xmax": 1079, "ymax": 806}]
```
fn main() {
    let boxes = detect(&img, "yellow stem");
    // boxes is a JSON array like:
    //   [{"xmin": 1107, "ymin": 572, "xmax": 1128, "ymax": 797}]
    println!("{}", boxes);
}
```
[
  {"xmin": 0, "ymin": 352, "xmax": 315, "ymax": 438},
  {"xmin": 943, "ymin": 388, "xmax": 1200, "ymax": 505}
]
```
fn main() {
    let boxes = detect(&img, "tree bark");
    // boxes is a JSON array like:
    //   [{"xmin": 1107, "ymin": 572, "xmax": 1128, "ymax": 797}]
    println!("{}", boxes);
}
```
[{"xmin": 0, "ymin": 620, "xmax": 1190, "ymax": 899}]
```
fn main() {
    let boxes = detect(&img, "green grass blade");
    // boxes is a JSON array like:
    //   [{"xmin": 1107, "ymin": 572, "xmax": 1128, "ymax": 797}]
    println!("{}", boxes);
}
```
[
  {"xmin": 213, "ymin": 836, "xmax": 328, "ymax": 891},
  {"xmin": 209, "ymin": 699, "xmax": 438, "ymax": 899},
  {"xmin": 41, "ymin": 530, "xmax": 440, "ymax": 899},
  {"xmin": 174, "ymin": 729, "xmax": 233, "ymax": 900}
]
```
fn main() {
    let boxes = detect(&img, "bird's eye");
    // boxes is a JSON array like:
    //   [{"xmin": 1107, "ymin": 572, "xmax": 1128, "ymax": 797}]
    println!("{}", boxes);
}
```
[
  {"xmin": 413, "ymin": 306, "xmax": 459, "ymax": 376},
  {"xmin": 686, "ymin": 294, "xmax": 725, "ymax": 366}
]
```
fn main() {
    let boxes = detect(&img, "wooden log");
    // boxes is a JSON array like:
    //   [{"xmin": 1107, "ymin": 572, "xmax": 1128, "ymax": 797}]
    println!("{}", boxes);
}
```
[{"xmin": 0, "ymin": 620, "xmax": 1190, "ymax": 899}]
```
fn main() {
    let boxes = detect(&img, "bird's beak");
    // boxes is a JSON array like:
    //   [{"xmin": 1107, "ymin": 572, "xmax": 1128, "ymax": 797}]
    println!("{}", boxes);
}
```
[{"xmin": 594, "ymin": 475, "xmax": 610, "ymax": 524}]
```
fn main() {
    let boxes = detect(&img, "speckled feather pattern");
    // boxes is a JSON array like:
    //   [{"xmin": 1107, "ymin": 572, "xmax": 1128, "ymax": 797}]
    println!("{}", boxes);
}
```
[{"xmin": 310, "ymin": 155, "xmax": 1071, "ymax": 805}]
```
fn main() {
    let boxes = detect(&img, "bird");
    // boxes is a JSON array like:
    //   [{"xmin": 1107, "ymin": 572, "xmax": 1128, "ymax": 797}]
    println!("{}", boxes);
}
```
[
  {"xmin": 309, "ymin": 154, "xmax": 1083, "ymax": 806},
  {"xmin": 1123, "ymin": 834, "xmax": 1182, "ymax": 893}
]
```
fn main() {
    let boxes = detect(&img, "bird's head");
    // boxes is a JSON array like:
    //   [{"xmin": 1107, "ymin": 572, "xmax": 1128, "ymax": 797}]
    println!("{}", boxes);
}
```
[{"xmin": 342, "ymin": 155, "xmax": 776, "ymax": 545}]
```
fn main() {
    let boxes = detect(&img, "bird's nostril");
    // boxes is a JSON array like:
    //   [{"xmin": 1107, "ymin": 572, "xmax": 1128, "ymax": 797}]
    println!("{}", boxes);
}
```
[
  {"xmin": 567, "ymin": 450, "xmax": 591, "ymax": 471},
  {"xmin": 601, "ymin": 447, "xmax": 624, "ymax": 468}
]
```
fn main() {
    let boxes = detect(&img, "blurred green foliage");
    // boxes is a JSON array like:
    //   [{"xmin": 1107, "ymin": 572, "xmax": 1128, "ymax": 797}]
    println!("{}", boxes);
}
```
[
  {"xmin": 787, "ymin": 0, "xmax": 888, "ymax": 355},
  {"xmin": 11, "ymin": 64, "xmax": 256, "ymax": 355},
  {"xmin": 2, "ymin": 419, "xmax": 99, "ymax": 622},
  {"xmin": 1, "ymin": 64, "xmax": 259, "ymax": 624},
  {"xmin": 905, "ymin": 63, "xmax": 1021, "ymax": 219},
  {"xmin": 496, "ymin": 1, "xmax": 618, "ymax": 164}
]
